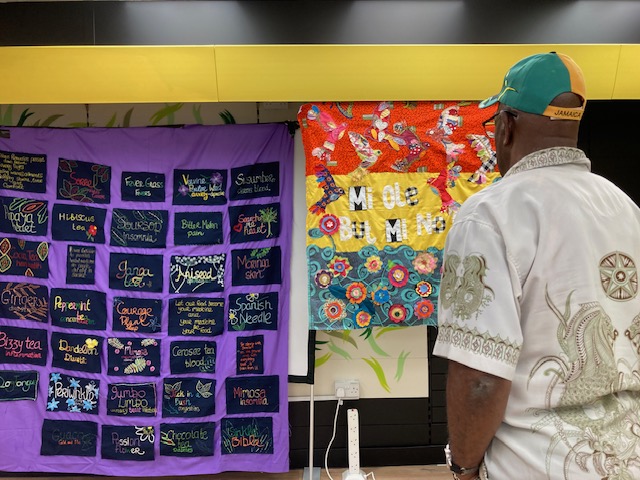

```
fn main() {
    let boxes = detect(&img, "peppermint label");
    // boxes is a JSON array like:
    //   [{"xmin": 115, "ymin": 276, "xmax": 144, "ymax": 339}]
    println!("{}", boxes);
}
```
[
  {"xmin": 162, "ymin": 377, "xmax": 216, "ymax": 418},
  {"xmin": 231, "ymin": 247, "xmax": 281, "ymax": 286},
  {"xmin": 107, "ymin": 382, "xmax": 157, "ymax": 417},
  {"xmin": 0, "ymin": 150, "xmax": 46, "ymax": 194},
  {"xmin": 225, "ymin": 375, "xmax": 279, "ymax": 414},
  {"xmin": 66, "ymin": 245, "xmax": 96, "ymax": 285},
  {"xmin": 229, "ymin": 162, "xmax": 280, "ymax": 200},
  {"xmin": 170, "ymin": 341, "xmax": 216, "ymax": 374},
  {"xmin": 173, "ymin": 169, "xmax": 227, "ymax": 206},
  {"xmin": 112, "ymin": 297, "xmax": 162, "ymax": 334},
  {"xmin": 107, "ymin": 338, "xmax": 160, "ymax": 377},
  {"xmin": 0, "ymin": 196, "xmax": 48, "ymax": 236},
  {"xmin": 229, "ymin": 203, "xmax": 280, "ymax": 244},
  {"xmin": 51, "ymin": 332, "xmax": 102, "ymax": 373},
  {"xmin": 101, "ymin": 425, "xmax": 155, "ymax": 461},
  {"xmin": 52, "ymin": 204, "xmax": 106, "ymax": 244},
  {"xmin": 0, "ymin": 237, "xmax": 49, "ymax": 278},
  {"xmin": 121, "ymin": 172, "xmax": 165, "ymax": 202},
  {"xmin": 50, "ymin": 288, "xmax": 107, "ymax": 331},
  {"xmin": 228, "ymin": 292, "xmax": 278, "ymax": 331},
  {"xmin": 0, "ymin": 325, "xmax": 47, "ymax": 366},
  {"xmin": 174, "ymin": 211, "xmax": 223, "ymax": 246},
  {"xmin": 0, "ymin": 370, "xmax": 39, "ymax": 401},
  {"xmin": 41, "ymin": 420, "xmax": 98, "ymax": 457},
  {"xmin": 110, "ymin": 209, "xmax": 168, "ymax": 248},
  {"xmin": 0, "ymin": 281, "xmax": 49, "ymax": 323},
  {"xmin": 57, "ymin": 158, "xmax": 111, "ymax": 204},
  {"xmin": 46, "ymin": 372, "xmax": 99, "ymax": 414},
  {"xmin": 169, "ymin": 254, "xmax": 225, "ymax": 294},
  {"xmin": 160, "ymin": 422, "xmax": 215, "ymax": 457},
  {"xmin": 237, "ymin": 335, "xmax": 264, "ymax": 375},
  {"xmin": 109, "ymin": 253, "xmax": 163, "ymax": 293},
  {"xmin": 168, "ymin": 297, "xmax": 224, "ymax": 337},
  {"xmin": 221, "ymin": 417, "xmax": 273, "ymax": 455}
]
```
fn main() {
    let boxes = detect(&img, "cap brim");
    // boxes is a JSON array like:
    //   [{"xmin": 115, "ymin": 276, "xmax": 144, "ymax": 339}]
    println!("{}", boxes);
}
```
[{"xmin": 478, "ymin": 94, "xmax": 499, "ymax": 109}]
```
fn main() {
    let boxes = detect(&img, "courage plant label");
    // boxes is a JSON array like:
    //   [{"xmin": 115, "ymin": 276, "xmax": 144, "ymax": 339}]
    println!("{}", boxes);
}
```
[{"xmin": 112, "ymin": 297, "xmax": 162, "ymax": 334}]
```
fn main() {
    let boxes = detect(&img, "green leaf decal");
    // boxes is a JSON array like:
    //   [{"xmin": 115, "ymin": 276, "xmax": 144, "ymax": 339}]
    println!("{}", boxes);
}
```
[
  {"xmin": 41, "ymin": 114, "xmax": 63, "ymax": 127},
  {"xmin": 375, "ymin": 325, "xmax": 407, "ymax": 338},
  {"xmin": 324, "ymin": 330, "xmax": 357, "ymax": 349},
  {"xmin": 327, "ymin": 341, "xmax": 352, "ymax": 360},
  {"xmin": 150, "ymin": 103, "xmax": 184, "ymax": 125},
  {"xmin": 315, "ymin": 352, "xmax": 332, "ymax": 368},
  {"xmin": 1, "ymin": 105, "xmax": 13, "ymax": 126},
  {"xmin": 395, "ymin": 351, "xmax": 410, "ymax": 381},
  {"xmin": 122, "ymin": 108, "xmax": 134, "ymax": 127},
  {"xmin": 366, "ymin": 334, "xmax": 389, "ymax": 357},
  {"xmin": 106, "ymin": 113, "xmax": 117, "ymax": 128},
  {"xmin": 17, "ymin": 109, "xmax": 34, "ymax": 126},
  {"xmin": 363, "ymin": 357, "xmax": 391, "ymax": 392},
  {"xmin": 192, "ymin": 104, "xmax": 203, "ymax": 124}
]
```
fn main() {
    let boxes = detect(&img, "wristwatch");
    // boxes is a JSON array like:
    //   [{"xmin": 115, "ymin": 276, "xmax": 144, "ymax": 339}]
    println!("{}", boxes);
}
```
[{"xmin": 444, "ymin": 443, "xmax": 479, "ymax": 476}]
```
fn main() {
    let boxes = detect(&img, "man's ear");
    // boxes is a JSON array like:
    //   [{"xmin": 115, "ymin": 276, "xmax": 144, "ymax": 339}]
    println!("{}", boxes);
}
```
[{"xmin": 501, "ymin": 111, "xmax": 515, "ymax": 146}]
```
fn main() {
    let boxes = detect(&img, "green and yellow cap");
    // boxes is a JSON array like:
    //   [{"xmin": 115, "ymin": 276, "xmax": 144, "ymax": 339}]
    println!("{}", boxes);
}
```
[{"xmin": 479, "ymin": 52, "xmax": 586, "ymax": 120}]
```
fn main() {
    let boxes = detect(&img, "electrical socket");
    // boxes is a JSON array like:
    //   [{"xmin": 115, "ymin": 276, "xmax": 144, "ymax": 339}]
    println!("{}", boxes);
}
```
[{"xmin": 335, "ymin": 379, "xmax": 359, "ymax": 399}]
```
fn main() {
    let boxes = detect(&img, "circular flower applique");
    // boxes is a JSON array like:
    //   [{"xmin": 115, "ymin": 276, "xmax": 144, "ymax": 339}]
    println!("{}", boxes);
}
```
[
  {"xmin": 413, "ymin": 251, "xmax": 438, "ymax": 275},
  {"xmin": 328, "ymin": 256, "xmax": 352, "ymax": 278},
  {"xmin": 388, "ymin": 264, "xmax": 409, "ymax": 288},
  {"xmin": 314, "ymin": 269, "xmax": 333, "ymax": 289},
  {"xmin": 319, "ymin": 214, "xmax": 340, "ymax": 236},
  {"xmin": 414, "ymin": 299, "xmax": 434, "ymax": 319},
  {"xmin": 415, "ymin": 281, "xmax": 433, "ymax": 298},
  {"xmin": 355, "ymin": 310, "xmax": 372, "ymax": 328},
  {"xmin": 371, "ymin": 286, "xmax": 391, "ymax": 305},
  {"xmin": 365, "ymin": 255, "xmax": 382, "ymax": 273},
  {"xmin": 388, "ymin": 304, "xmax": 408, "ymax": 324},
  {"xmin": 345, "ymin": 282, "xmax": 367, "ymax": 304},
  {"xmin": 323, "ymin": 299, "xmax": 347, "ymax": 322}
]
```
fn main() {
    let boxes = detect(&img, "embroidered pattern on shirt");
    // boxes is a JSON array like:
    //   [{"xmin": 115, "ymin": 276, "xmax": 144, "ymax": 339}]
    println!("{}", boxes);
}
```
[
  {"xmin": 440, "ymin": 253, "xmax": 494, "ymax": 320},
  {"xmin": 437, "ymin": 322, "xmax": 520, "ymax": 367},
  {"xmin": 504, "ymin": 147, "xmax": 590, "ymax": 178},
  {"xmin": 599, "ymin": 251, "xmax": 638, "ymax": 301}
]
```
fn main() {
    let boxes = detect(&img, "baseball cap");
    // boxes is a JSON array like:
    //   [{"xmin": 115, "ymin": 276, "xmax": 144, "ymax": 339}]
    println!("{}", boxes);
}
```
[{"xmin": 479, "ymin": 52, "xmax": 586, "ymax": 120}]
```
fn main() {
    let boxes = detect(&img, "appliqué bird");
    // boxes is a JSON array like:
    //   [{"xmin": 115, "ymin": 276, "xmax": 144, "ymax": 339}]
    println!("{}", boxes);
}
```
[
  {"xmin": 307, "ymin": 105, "xmax": 347, "ymax": 165},
  {"xmin": 309, "ymin": 165, "xmax": 345, "ymax": 215},
  {"xmin": 348, "ymin": 131, "xmax": 382, "ymax": 169},
  {"xmin": 427, "ymin": 161, "xmax": 462, "ymax": 215},
  {"xmin": 389, "ymin": 121, "xmax": 430, "ymax": 172},
  {"xmin": 466, "ymin": 134, "xmax": 497, "ymax": 184}
]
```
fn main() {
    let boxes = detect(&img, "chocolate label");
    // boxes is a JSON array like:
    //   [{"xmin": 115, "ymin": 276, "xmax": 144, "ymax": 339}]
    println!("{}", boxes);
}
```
[
  {"xmin": 237, "ymin": 335, "xmax": 264, "ymax": 375},
  {"xmin": 160, "ymin": 422, "xmax": 215, "ymax": 457},
  {"xmin": 121, "ymin": 172, "xmax": 165, "ymax": 202},
  {"xmin": 0, "ymin": 196, "xmax": 48, "ymax": 236},
  {"xmin": 101, "ymin": 425, "xmax": 155, "ymax": 461},
  {"xmin": 225, "ymin": 375, "xmax": 279, "ymax": 414},
  {"xmin": 57, "ymin": 158, "xmax": 111, "ymax": 204},
  {"xmin": 46, "ymin": 372, "xmax": 99, "ymax": 414},
  {"xmin": 112, "ymin": 297, "xmax": 162, "ymax": 334},
  {"xmin": 52, "ymin": 204, "xmax": 106, "ymax": 244},
  {"xmin": 168, "ymin": 297, "xmax": 224, "ymax": 337},
  {"xmin": 174, "ymin": 211, "xmax": 223, "ymax": 246},
  {"xmin": 107, "ymin": 382, "xmax": 157, "ymax": 417},
  {"xmin": 41, "ymin": 420, "xmax": 98, "ymax": 457},
  {"xmin": 50, "ymin": 288, "xmax": 106, "ymax": 331},
  {"xmin": 0, "ymin": 150, "xmax": 47, "ymax": 193},
  {"xmin": 170, "ymin": 341, "xmax": 216, "ymax": 374},
  {"xmin": 66, "ymin": 245, "xmax": 96, "ymax": 285},
  {"xmin": 109, "ymin": 253, "xmax": 163, "ymax": 293},
  {"xmin": 0, "ymin": 237, "xmax": 49, "ymax": 278},
  {"xmin": 229, "ymin": 203, "xmax": 280, "ymax": 244},
  {"xmin": 107, "ymin": 338, "xmax": 160, "ymax": 377},
  {"xmin": 229, "ymin": 162, "xmax": 280, "ymax": 200},
  {"xmin": 0, "ymin": 370, "xmax": 38, "ymax": 401},
  {"xmin": 0, "ymin": 281, "xmax": 49, "ymax": 323},
  {"xmin": 110, "ymin": 209, "xmax": 168, "ymax": 248},
  {"xmin": 162, "ymin": 377, "xmax": 216, "ymax": 418},
  {"xmin": 221, "ymin": 417, "xmax": 273, "ymax": 455},
  {"xmin": 173, "ymin": 169, "xmax": 227, "ymax": 205},
  {"xmin": 0, "ymin": 325, "xmax": 47, "ymax": 366},
  {"xmin": 231, "ymin": 247, "xmax": 281, "ymax": 286},
  {"xmin": 228, "ymin": 292, "xmax": 278, "ymax": 331},
  {"xmin": 51, "ymin": 332, "xmax": 102, "ymax": 373},
  {"xmin": 169, "ymin": 254, "xmax": 225, "ymax": 294}
]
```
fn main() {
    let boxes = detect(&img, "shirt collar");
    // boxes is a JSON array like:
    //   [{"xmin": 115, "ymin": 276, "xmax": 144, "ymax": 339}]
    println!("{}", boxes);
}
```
[{"xmin": 503, "ymin": 147, "xmax": 591, "ymax": 178}]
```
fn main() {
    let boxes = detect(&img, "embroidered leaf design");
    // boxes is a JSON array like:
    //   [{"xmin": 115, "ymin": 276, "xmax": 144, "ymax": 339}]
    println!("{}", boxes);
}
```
[
  {"xmin": 108, "ymin": 338, "xmax": 125, "ymax": 349},
  {"xmin": 59, "ymin": 160, "xmax": 76, "ymax": 173},
  {"xmin": 164, "ymin": 381, "xmax": 182, "ymax": 395},
  {"xmin": 141, "ymin": 338, "xmax": 156, "ymax": 347},
  {"xmin": 124, "ymin": 357, "xmax": 147, "ymax": 374},
  {"xmin": 160, "ymin": 431, "xmax": 175, "ymax": 446},
  {"xmin": 196, "ymin": 380, "xmax": 213, "ymax": 398},
  {"xmin": 36, "ymin": 242, "xmax": 48, "ymax": 261}
]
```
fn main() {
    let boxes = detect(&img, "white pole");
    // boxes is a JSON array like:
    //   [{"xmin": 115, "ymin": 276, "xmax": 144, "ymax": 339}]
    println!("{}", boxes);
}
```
[{"xmin": 309, "ymin": 383, "xmax": 315, "ymax": 473}]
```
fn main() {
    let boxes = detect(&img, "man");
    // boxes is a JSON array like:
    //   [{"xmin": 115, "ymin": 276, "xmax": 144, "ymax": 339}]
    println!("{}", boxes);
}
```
[{"xmin": 433, "ymin": 52, "xmax": 640, "ymax": 479}]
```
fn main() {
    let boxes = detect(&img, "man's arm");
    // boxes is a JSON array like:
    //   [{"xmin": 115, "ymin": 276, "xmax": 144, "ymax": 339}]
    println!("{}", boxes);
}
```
[{"xmin": 446, "ymin": 360, "xmax": 512, "ymax": 479}]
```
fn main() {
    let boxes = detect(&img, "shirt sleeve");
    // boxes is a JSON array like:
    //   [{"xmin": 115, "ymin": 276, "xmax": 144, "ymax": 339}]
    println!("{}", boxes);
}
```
[{"xmin": 433, "ymin": 218, "xmax": 523, "ymax": 381}]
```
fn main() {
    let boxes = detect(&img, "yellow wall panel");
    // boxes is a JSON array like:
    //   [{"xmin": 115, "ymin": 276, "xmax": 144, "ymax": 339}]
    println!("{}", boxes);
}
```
[{"xmin": 613, "ymin": 45, "xmax": 640, "ymax": 98}]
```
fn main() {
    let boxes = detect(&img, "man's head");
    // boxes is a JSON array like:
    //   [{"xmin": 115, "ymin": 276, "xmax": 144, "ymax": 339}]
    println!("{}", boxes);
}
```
[{"xmin": 480, "ymin": 52, "xmax": 587, "ymax": 174}]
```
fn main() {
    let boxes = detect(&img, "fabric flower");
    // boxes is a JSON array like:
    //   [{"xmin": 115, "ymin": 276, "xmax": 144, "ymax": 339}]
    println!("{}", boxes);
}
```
[
  {"xmin": 319, "ymin": 214, "xmax": 340, "ymax": 236},
  {"xmin": 388, "ymin": 304, "xmax": 408, "ymax": 324},
  {"xmin": 388, "ymin": 264, "xmax": 409, "ymax": 288},
  {"xmin": 416, "ymin": 281, "xmax": 433, "ymax": 297},
  {"xmin": 345, "ymin": 282, "xmax": 367, "ymax": 304},
  {"xmin": 355, "ymin": 310, "xmax": 372, "ymax": 328},
  {"xmin": 328, "ymin": 256, "xmax": 352, "ymax": 278},
  {"xmin": 178, "ymin": 184, "xmax": 189, "ymax": 196},
  {"xmin": 365, "ymin": 255, "xmax": 382, "ymax": 273},
  {"xmin": 87, "ymin": 225, "xmax": 97, "ymax": 237},
  {"xmin": 210, "ymin": 172, "xmax": 223, "ymax": 185},
  {"xmin": 371, "ymin": 286, "xmax": 391, "ymax": 305},
  {"xmin": 414, "ymin": 299, "xmax": 434, "ymax": 319},
  {"xmin": 314, "ymin": 270, "xmax": 333, "ymax": 289},
  {"xmin": 323, "ymin": 299, "xmax": 347, "ymax": 322},
  {"xmin": 413, "ymin": 252, "xmax": 438, "ymax": 275}
]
